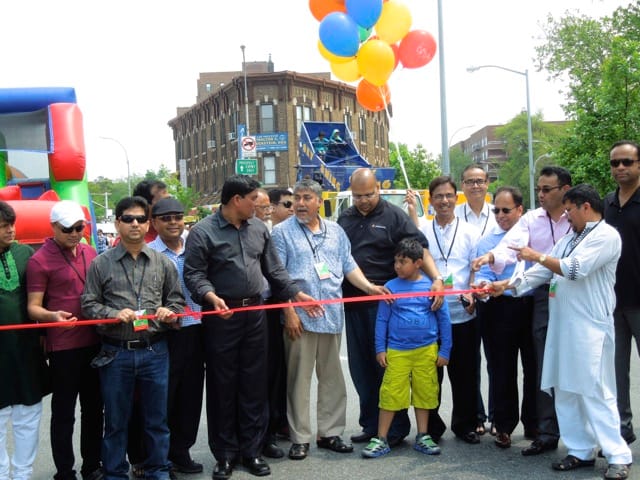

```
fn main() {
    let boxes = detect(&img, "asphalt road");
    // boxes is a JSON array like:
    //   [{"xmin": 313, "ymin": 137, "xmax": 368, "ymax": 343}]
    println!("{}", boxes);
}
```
[{"xmin": 29, "ymin": 339, "xmax": 640, "ymax": 480}]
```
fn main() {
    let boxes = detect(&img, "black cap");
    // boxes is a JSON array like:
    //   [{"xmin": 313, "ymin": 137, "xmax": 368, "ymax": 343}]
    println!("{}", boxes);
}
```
[{"xmin": 152, "ymin": 197, "xmax": 184, "ymax": 216}]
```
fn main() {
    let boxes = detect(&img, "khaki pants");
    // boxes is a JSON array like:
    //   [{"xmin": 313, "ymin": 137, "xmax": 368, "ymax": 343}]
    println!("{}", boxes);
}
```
[{"xmin": 284, "ymin": 331, "xmax": 347, "ymax": 444}]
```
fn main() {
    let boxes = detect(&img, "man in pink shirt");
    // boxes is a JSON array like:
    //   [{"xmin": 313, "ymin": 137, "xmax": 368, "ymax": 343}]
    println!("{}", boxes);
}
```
[{"xmin": 27, "ymin": 200, "xmax": 103, "ymax": 480}]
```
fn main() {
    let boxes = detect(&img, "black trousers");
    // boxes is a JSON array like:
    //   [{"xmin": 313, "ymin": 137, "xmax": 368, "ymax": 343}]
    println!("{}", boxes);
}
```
[
  {"xmin": 49, "ymin": 344, "xmax": 103, "ymax": 480},
  {"xmin": 167, "ymin": 324, "xmax": 205, "ymax": 464},
  {"xmin": 265, "ymin": 304, "xmax": 287, "ymax": 437},
  {"xmin": 204, "ymin": 309, "xmax": 268, "ymax": 461},
  {"xmin": 481, "ymin": 295, "xmax": 536, "ymax": 434},
  {"xmin": 429, "ymin": 319, "xmax": 479, "ymax": 438}
]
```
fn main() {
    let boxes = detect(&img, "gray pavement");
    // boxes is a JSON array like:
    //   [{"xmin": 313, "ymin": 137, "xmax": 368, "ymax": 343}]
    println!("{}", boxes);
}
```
[{"xmin": 29, "ymin": 339, "xmax": 640, "ymax": 480}]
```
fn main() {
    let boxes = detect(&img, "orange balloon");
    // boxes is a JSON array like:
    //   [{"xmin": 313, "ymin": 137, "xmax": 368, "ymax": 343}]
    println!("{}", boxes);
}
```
[
  {"xmin": 309, "ymin": 0, "xmax": 346, "ymax": 22},
  {"xmin": 357, "ymin": 39, "xmax": 395, "ymax": 86},
  {"xmin": 356, "ymin": 79, "xmax": 391, "ymax": 112}
]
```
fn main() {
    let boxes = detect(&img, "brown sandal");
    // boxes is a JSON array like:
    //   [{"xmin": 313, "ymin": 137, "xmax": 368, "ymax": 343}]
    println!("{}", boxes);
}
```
[{"xmin": 551, "ymin": 455, "xmax": 595, "ymax": 471}]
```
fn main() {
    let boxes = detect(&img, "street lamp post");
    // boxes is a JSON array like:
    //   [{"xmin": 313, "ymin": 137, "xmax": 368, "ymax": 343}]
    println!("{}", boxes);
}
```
[
  {"xmin": 99, "ymin": 136, "xmax": 131, "ymax": 196},
  {"xmin": 437, "ymin": 0, "xmax": 450, "ymax": 175},
  {"xmin": 240, "ymin": 45, "xmax": 250, "ymax": 135},
  {"xmin": 467, "ymin": 65, "xmax": 535, "ymax": 210}
]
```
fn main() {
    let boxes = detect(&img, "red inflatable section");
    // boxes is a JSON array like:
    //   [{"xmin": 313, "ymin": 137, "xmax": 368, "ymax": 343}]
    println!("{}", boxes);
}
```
[
  {"xmin": 0, "ymin": 185, "xmax": 22, "ymax": 201},
  {"xmin": 48, "ymin": 103, "xmax": 86, "ymax": 181}
]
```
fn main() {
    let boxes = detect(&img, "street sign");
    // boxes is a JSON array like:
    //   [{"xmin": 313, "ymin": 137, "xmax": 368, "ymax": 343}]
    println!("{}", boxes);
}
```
[
  {"xmin": 235, "ymin": 158, "xmax": 258, "ymax": 175},
  {"xmin": 240, "ymin": 135, "xmax": 257, "ymax": 158}
]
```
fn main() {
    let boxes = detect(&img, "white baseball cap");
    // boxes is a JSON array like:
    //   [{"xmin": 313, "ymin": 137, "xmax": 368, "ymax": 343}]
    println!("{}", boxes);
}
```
[{"xmin": 50, "ymin": 200, "xmax": 86, "ymax": 227}]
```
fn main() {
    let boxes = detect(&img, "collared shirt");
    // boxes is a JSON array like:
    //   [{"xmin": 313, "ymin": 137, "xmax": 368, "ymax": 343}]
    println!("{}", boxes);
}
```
[
  {"xmin": 491, "ymin": 207, "xmax": 570, "ymax": 274},
  {"xmin": 604, "ymin": 187, "xmax": 640, "ymax": 310},
  {"xmin": 420, "ymin": 217, "xmax": 480, "ymax": 324},
  {"xmin": 454, "ymin": 202, "xmax": 498, "ymax": 237},
  {"xmin": 81, "ymin": 242, "xmax": 185, "ymax": 342},
  {"xmin": 272, "ymin": 216, "xmax": 358, "ymax": 334},
  {"xmin": 27, "ymin": 238, "xmax": 99, "ymax": 351},
  {"xmin": 148, "ymin": 236, "xmax": 201, "ymax": 327},
  {"xmin": 183, "ymin": 210, "xmax": 300, "ymax": 305},
  {"xmin": 337, "ymin": 199, "xmax": 429, "ymax": 297}
]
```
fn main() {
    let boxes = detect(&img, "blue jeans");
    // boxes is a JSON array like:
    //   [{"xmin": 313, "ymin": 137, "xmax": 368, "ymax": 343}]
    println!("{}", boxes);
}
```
[
  {"xmin": 98, "ymin": 339, "xmax": 170, "ymax": 480},
  {"xmin": 345, "ymin": 304, "xmax": 410, "ymax": 439}
]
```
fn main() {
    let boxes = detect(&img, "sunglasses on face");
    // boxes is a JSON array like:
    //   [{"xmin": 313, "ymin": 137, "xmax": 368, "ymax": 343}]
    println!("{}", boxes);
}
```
[
  {"xmin": 119, "ymin": 214, "xmax": 149, "ymax": 224},
  {"xmin": 278, "ymin": 201, "xmax": 293, "ymax": 208},
  {"xmin": 60, "ymin": 224, "xmax": 85, "ymax": 234},
  {"xmin": 492, "ymin": 207, "xmax": 516, "ymax": 214},
  {"xmin": 610, "ymin": 158, "xmax": 639, "ymax": 168},
  {"xmin": 155, "ymin": 214, "xmax": 184, "ymax": 222}
]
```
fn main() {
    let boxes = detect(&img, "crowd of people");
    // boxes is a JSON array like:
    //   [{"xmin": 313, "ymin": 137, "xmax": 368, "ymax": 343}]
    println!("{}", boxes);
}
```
[{"xmin": 1, "ymin": 140, "xmax": 639, "ymax": 480}]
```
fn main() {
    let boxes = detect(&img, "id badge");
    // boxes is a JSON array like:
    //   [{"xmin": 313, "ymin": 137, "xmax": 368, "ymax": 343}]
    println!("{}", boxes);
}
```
[
  {"xmin": 444, "ymin": 273, "xmax": 454, "ymax": 290},
  {"xmin": 549, "ymin": 281, "xmax": 557, "ymax": 298},
  {"xmin": 133, "ymin": 309, "xmax": 148, "ymax": 331},
  {"xmin": 314, "ymin": 262, "xmax": 331, "ymax": 280}
]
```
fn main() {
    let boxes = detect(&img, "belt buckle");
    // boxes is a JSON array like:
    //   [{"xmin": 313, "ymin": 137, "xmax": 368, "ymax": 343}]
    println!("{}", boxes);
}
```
[
  {"xmin": 126, "ymin": 340, "xmax": 142, "ymax": 350},
  {"xmin": 241, "ymin": 298, "xmax": 250, "ymax": 307}
]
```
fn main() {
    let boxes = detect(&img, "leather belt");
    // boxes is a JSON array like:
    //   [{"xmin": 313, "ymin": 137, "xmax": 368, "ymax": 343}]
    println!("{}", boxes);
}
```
[
  {"xmin": 220, "ymin": 296, "xmax": 262, "ymax": 308},
  {"xmin": 102, "ymin": 336, "xmax": 163, "ymax": 350}
]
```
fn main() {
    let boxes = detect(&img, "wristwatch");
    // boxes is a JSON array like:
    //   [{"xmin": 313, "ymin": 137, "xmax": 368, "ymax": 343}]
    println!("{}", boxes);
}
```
[
  {"xmin": 434, "ymin": 275, "xmax": 444, "ymax": 282},
  {"xmin": 538, "ymin": 254, "xmax": 547, "ymax": 264}
]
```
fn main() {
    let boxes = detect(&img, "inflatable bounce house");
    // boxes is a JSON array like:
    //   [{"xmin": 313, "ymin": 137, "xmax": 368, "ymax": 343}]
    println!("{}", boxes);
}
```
[{"xmin": 0, "ymin": 87, "xmax": 94, "ymax": 247}]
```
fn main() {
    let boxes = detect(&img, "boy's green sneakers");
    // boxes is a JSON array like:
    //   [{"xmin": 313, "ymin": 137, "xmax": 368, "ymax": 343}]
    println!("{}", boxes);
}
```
[
  {"xmin": 362, "ymin": 437, "xmax": 391, "ymax": 458},
  {"xmin": 414, "ymin": 434, "xmax": 441, "ymax": 455}
]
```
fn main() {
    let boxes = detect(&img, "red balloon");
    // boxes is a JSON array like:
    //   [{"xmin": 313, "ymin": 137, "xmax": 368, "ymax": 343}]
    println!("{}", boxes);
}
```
[
  {"xmin": 398, "ymin": 30, "xmax": 437, "ymax": 69},
  {"xmin": 356, "ymin": 79, "xmax": 391, "ymax": 112},
  {"xmin": 309, "ymin": 0, "xmax": 346, "ymax": 21},
  {"xmin": 390, "ymin": 43, "xmax": 400, "ymax": 70}
]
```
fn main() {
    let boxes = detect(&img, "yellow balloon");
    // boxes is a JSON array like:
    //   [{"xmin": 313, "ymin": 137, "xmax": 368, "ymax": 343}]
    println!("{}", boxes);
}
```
[
  {"xmin": 331, "ymin": 58, "xmax": 361, "ymax": 83},
  {"xmin": 318, "ymin": 40, "xmax": 354, "ymax": 64},
  {"xmin": 375, "ymin": 0, "xmax": 412, "ymax": 44},
  {"xmin": 357, "ymin": 39, "xmax": 395, "ymax": 86}
]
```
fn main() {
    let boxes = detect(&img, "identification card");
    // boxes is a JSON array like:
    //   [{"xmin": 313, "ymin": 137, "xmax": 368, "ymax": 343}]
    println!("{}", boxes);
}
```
[
  {"xmin": 133, "ymin": 310, "xmax": 148, "ymax": 331},
  {"xmin": 314, "ymin": 262, "xmax": 331, "ymax": 280},
  {"xmin": 549, "ymin": 281, "xmax": 557, "ymax": 298},
  {"xmin": 444, "ymin": 273, "xmax": 454, "ymax": 290}
]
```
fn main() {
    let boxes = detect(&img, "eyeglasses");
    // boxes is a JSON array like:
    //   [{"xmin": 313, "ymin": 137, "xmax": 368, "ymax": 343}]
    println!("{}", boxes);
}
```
[
  {"xmin": 462, "ymin": 179, "xmax": 487, "ymax": 186},
  {"xmin": 492, "ymin": 207, "xmax": 516, "ymax": 214},
  {"xmin": 534, "ymin": 186, "xmax": 562, "ymax": 194},
  {"xmin": 431, "ymin": 193, "xmax": 456, "ymax": 201},
  {"xmin": 610, "ymin": 158, "xmax": 639, "ymax": 168},
  {"xmin": 59, "ymin": 223, "xmax": 85, "ymax": 234},
  {"xmin": 352, "ymin": 192, "xmax": 377, "ymax": 200},
  {"xmin": 155, "ymin": 214, "xmax": 184, "ymax": 222},
  {"xmin": 277, "ymin": 201, "xmax": 293, "ymax": 208},
  {"xmin": 119, "ymin": 214, "xmax": 149, "ymax": 224}
]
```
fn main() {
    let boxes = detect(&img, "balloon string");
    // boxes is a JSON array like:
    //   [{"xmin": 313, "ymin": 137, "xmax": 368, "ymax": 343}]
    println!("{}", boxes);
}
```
[{"xmin": 381, "ymin": 85, "xmax": 410, "ymax": 189}]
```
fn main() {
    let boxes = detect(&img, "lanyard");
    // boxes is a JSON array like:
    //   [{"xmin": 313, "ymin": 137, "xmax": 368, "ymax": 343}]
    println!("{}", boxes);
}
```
[
  {"xmin": 548, "ymin": 213, "xmax": 571, "ymax": 245},
  {"xmin": 464, "ymin": 203, "xmax": 490, "ymax": 236},
  {"xmin": 561, "ymin": 220, "xmax": 602, "ymax": 258},
  {"xmin": 298, "ymin": 219, "xmax": 326, "ymax": 261},
  {"xmin": 120, "ymin": 255, "xmax": 147, "ymax": 310},
  {"xmin": 432, "ymin": 218, "xmax": 459, "ymax": 268},
  {"xmin": 55, "ymin": 242, "xmax": 87, "ymax": 283}
]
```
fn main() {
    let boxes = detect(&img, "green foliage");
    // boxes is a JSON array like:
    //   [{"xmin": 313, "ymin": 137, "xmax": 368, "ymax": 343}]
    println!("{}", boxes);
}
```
[
  {"xmin": 388, "ymin": 143, "xmax": 442, "ymax": 189},
  {"xmin": 447, "ymin": 147, "xmax": 473, "ymax": 184},
  {"xmin": 535, "ymin": 2, "xmax": 640, "ymax": 194}
]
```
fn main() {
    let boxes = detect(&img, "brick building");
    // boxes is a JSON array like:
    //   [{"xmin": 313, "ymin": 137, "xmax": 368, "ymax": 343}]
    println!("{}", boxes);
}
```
[{"xmin": 167, "ymin": 59, "xmax": 391, "ymax": 204}]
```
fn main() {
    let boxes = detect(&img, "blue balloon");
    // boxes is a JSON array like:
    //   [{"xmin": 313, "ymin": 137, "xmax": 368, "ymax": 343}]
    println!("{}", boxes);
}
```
[
  {"xmin": 346, "ymin": 0, "xmax": 383, "ymax": 29},
  {"xmin": 319, "ymin": 12, "xmax": 360, "ymax": 57}
]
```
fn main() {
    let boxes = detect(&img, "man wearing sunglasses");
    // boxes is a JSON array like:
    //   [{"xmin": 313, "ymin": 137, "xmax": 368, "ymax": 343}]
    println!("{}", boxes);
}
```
[
  {"xmin": 604, "ymin": 140, "xmax": 640, "ymax": 446},
  {"xmin": 82, "ymin": 196, "xmax": 186, "ymax": 480},
  {"xmin": 148, "ymin": 198, "xmax": 204, "ymax": 475},
  {"xmin": 471, "ymin": 166, "xmax": 572, "ymax": 456},
  {"xmin": 268, "ymin": 189, "xmax": 294, "ymax": 226},
  {"xmin": 26, "ymin": 200, "xmax": 103, "ymax": 480}
]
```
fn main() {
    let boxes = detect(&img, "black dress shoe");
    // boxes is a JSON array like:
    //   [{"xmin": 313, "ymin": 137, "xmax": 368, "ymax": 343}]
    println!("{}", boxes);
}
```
[
  {"xmin": 521, "ymin": 439, "xmax": 558, "ymax": 456},
  {"xmin": 241, "ymin": 457, "xmax": 270, "ymax": 477},
  {"xmin": 350, "ymin": 432, "xmax": 374, "ymax": 443},
  {"xmin": 316, "ymin": 436, "xmax": 354, "ymax": 453},
  {"xmin": 212, "ymin": 460, "xmax": 233, "ymax": 480},
  {"xmin": 288, "ymin": 443, "xmax": 309, "ymax": 460},
  {"xmin": 262, "ymin": 441, "xmax": 284, "ymax": 459},
  {"xmin": 172, "ymin": 459, "xmax": 204, "ymax": 474},
  {"xmin": 459, "ymin": 431, "xmax": 480, "ymax": 444}
]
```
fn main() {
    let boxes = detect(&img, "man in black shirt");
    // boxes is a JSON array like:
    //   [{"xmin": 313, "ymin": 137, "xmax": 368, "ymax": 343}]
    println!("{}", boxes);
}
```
[
  {"xmin": 337, "ymin": 168, "xmax": 444, "ymax": 445},
  {"xmin": 184, "ymin": 175, "xmax": 319, "ymax": 479},
  {"xmin": 604, "ymin": 140, "xmax": 640, "ymax": 445}
]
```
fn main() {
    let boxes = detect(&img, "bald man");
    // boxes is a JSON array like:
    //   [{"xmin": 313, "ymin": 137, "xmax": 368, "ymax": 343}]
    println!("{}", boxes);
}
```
[{"xmin": 337, "ymin": 168, "xmax": 445, "ymax": 445}]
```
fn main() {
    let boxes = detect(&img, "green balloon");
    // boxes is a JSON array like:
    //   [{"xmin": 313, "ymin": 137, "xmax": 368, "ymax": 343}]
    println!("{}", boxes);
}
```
[{"xmin": 358, "ymin": 26, "xmax": 372, "ymax": 43}]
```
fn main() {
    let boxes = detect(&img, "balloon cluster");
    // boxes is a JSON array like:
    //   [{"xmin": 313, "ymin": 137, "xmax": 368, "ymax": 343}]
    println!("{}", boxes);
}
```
[{"xmin": 312, "ymin": 0, "xmax": 437, "ymax": 112}]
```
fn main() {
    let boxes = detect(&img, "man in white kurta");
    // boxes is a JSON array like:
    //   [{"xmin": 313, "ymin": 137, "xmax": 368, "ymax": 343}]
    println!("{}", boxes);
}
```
[{"xmin": 488, "ymin": 184, "xmax": 632, "ymax": 478}]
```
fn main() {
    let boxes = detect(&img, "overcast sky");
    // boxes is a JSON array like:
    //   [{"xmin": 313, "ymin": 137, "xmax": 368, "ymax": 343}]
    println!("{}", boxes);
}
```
[{"xmin": 2, "ymin": 0, "xmax": 630, "ymax": 181}]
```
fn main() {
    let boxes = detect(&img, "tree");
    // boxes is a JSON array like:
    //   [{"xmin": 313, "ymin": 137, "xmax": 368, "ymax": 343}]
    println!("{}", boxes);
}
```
[
  {"xmin": 388, "ymin": 143, "xmax": 441, "ymax": 189},
  {"xmin": 535, "ymin": 3, "xmax": 640, "ymax": 193},
  {"xmin": 448, "ymin": 147, "xmax": 473, "ymax": 184}
]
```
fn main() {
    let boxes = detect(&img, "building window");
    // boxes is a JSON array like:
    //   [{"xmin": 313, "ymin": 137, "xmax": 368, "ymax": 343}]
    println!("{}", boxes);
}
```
[
  {"xmin": 296, "ymin": 105, "xmax": 314, "ymax": 136},
  {"xmin": 374, "ymin": 122, "xmax": 379, "ymax": 147},
  {"xmin": 359, "ymin": 116, "xmax": 367, "ymax": 143},
  {"xmin": 344, "ymin": 112, "xmax": 352, "ymax": 131},
  {"xmin": 260, "ymin": 104, "xmax": 275, "ymax": 132},
  {"xmin": 194, "ymin": 132, "xmax": 199, "ymax": 155},
  {"xmin": 263, "ymin": 155, "xmax": 276, "ymax": 185}
]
